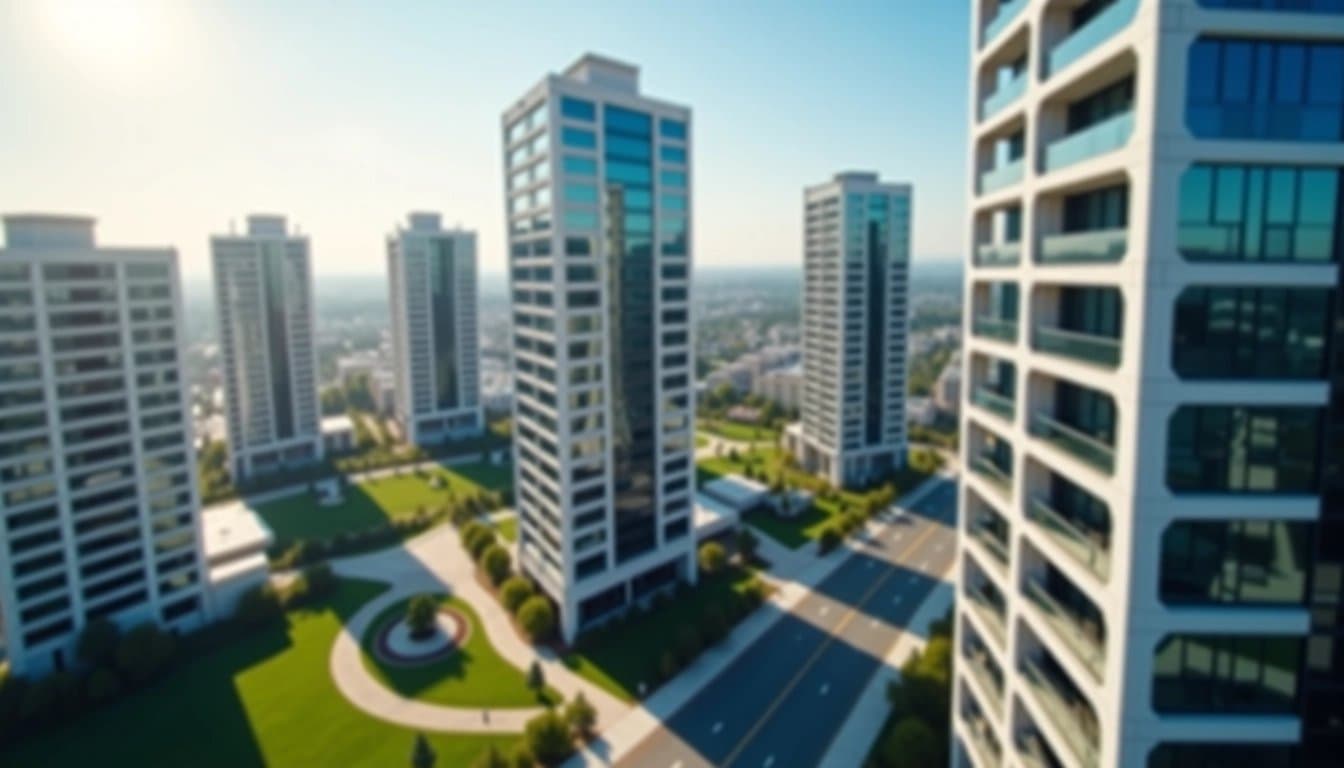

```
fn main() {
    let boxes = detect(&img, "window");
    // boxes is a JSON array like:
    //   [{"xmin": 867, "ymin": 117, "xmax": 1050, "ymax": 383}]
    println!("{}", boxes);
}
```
[
  {"xmin": 660, "ymin": 145, "xmax": 686, "ymax": 164},
  {"xmin": 561, "ymin": 126, "xmax": 596, "ymax": 150},
  {"xmin": 1161, "ymin": 520, "xmax": 1312, "ymax": 605},
  {"xmin": 561, "ymin": 96, "xmax": 595, "ymax": 121},
  {"xmin": 660, "ymin": 169, "xmax": 687, "ymax": 188},
  {"xmin": 563, "ymin": 155, "xmax": 597, "ymax": 176},
  {"xmin": 1149, "ymin": 743, "xmax": 1300, "ymax": 768},
  {"xmin": 1187, "ymin": 38, "xmax": 1344, "ymax": 141},
  {"xmin": 1153, "ymin": 634, "xmax": 1301, "ymax": 714},
  {"xmin": 565, "ymin": 182, "xmax": 598, "ymax": 205},
  {"xmin": 1167, "ymin": 406, "xmax": 1320, "ymax": 493},
  {"xmin": 1066, "ymin": 76, "xmax": 1133, "ymax": 132},
  {"xmin": 1198, "ymin": 0, "xmax": 1343, "ymax": 10},
  {"xmin": 1173, "ymin": 286, "xmax": 1332, "ymax": 378},
  {"xmin": 564, "ymin": 210, "xmax": 598, "ymax": 230},
  {"xmin": 1178, "ymin": 164, "xmax": 1339, "ymax": 263},
  {"xmin": 660, "ymin": 117, "xmax": 687, "ymax": 140},
  {"xmin": 1063, "ymin": 184, "xmax": 1127, "ymax": 231},
  {"xmin": 565, "ymin": 236, "xmax": 592, "ymax": 256}
]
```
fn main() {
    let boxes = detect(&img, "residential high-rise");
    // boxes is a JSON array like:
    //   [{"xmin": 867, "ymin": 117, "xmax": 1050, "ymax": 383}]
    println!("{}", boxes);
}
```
[
  {"xmin": 956, "ymin": 2, "xmax": 1342, "ymax": 766},
  {"xmin": 386, "ymin": 212, "xmax": 483, "ymax": 446},
  {"xmin": 788, "ymin": 172, "xmax": 910, "ymax": 489},
  {"xmin": 501, "ymin": 54, "xmax": 695, "ymax": 642},
  {"xmin": 0, "ymin": 215, "xmax": 208, "ymax": 675},
  {"xmin": 211, "ymin": 215, "xmax": 322, "ymax": 480}
]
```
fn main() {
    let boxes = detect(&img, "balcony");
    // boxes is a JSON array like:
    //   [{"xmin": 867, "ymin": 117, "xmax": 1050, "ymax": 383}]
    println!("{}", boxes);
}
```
[
  {"xmin": 971, "ymin": 454, "xmax": 1013, "ymax": 494},
  {"xmin": 974, "ymin": 241, "xmax": 1022, "ymax": 267},
  {"xmin": 1030, "ymin": 412, "xmax": 1115, "ymax": 474},
  {"xmin": 1028, "ymin": 497, "xmax": 1109, "ymax": 581},
  {"xmin": 962, "ymin": 709, "xmax": 1003, "ymax": 767},
  {"xmin": 1038, "ymin": 228, "xmax": 1126, "ymax": 264},
  {"xmin": 1024, "ymin": 580, "xmax": 1105, "ymax": 683},
  {"xmin": 1019, "ymin": 657, "xmax": 1100, "ymax": 768},
  {"xmin": 965, "ymin": 587, "xmax": 1007, "ymax": 644},
  {"xmin": 1045, "ymin": 0, "xmax": 1138, "ymax": 77},
  {"xmin": 966, "ymin": 645, "xmax": 1005, "ymax": 711},
  {"xmin": 1033, "ymin": 325, "xmax": 1120, "ymax": 368},
  {"xmin": 970, "ymin": 519, "xmax": 1011, "ymax": 570},
  {"xmin": 982, "ymin": 0, "xmax": 1027, "ymax": 48},
  {"xmin": 1042, "ymin": 111, "xmax": 1133, "ymax": 173},
  {"xmin": 982, "ymin": 73, "xmax": 1027, "ymax": 122},
  {"xmin": 972, "ymin": 386, "xmax": 1015, "ymax": 421},
  {"xmin": 972, "ymin": 315, "xmax": 1017, "ymax": 343},
  {"xmin": 980, "ymin": 157, "xmax": 1024, "ymax": 194}
]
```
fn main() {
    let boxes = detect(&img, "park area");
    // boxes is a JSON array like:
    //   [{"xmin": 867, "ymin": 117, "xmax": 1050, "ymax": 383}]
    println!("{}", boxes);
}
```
[{"xmin": 1, "ymin": 580, "xmax": 518, "ymax": 767}]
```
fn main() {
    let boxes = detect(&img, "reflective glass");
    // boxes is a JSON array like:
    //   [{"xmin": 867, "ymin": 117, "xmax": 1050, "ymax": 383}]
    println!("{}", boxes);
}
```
[
  {"xmin": 561, "ymin": 96, "xmax": 595, "ymax": 121},
  {"xmin": 562, "ymin": 126, "xmax": 596, "ymax": 149}
]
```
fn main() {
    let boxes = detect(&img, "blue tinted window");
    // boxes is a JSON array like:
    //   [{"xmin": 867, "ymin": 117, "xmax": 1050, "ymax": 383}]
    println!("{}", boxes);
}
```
[
  {"xmin": 624, "ymin": 189, "xmax": 652, "ymax": 207},
  {"xmin": 1167, "ymin": 406, "xmax": 1320, "ymax": 493},
  {"xmin": 563, "ymin": 155, "xmax": 596, "ymax": 176},
  {"xmin": 1198, "ymin": 0, "xmax": 1344, "ymax": 11},
  {"xmin": 1178, "ymin": 163, "xmax": 1339, "ymax": 263},
  {"xmin": 661, "ymin": 194, "xmax": 686, "ymax": 211},
  {"xmin": 660, "ymin": 118, "xmax": 687, "ymax": 140},
  {"xmin": 564, "ymin": 210, "xmax": 598, "ymax": 230},
  {"xmin": 565, "ymin": 182, "xmax": 597, "ymax": 205},
  {"xmin": 660, "ymin": 145, "xmax": 686, "ymax": 164},
  {"xmin": 604, "ymin": 105, "xmax": 651, "ymax": 136},
  {"xmin": 604, "ymin": 134, "xmax": 650, "ymax": 161},
  {"xmin": 561, "ymin": 127, "xmax": 596, "ymax": 149},
  {"xmin": 1187, "ymin": 37, "xmax": 1344, "ymax": 141},
  {"xmin": 607, "ymin": 161, "xmax": 651, "ymax": 185},
  {"xmin": 660, "ymin": 170, "xmax": 687, "ymax": 188},
  {"xmin": 561, "ymin": 96, "xmax": 595, "ymax": 121}
]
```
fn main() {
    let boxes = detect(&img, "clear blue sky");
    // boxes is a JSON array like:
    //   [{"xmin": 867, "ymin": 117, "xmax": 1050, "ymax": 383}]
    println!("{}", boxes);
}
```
[{"xmin": 0, "ymin": 0, "xmax": 970, "ymax": 277}]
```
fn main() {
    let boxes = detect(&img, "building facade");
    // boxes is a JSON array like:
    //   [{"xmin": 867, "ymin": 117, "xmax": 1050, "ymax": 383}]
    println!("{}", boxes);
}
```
[
  {"xmin": 386, "ymin": 212, "xmax": 483, "ymax": 446},
  {"xmin": 956, "ymin": 2, "xmax": 1343, "ymax": 766},
  {"xmin": 211, "ymin": 215, "xmax": 323, "ymax": 480},
  {"xmin": 502, "ymin": 54, "xmax": 696, "ymax": 642},
  {"xmin": 791, "ymin": 172, "xmax": 911, "ymax": 489},
  {"xmin": 0, "ymin": 215, "xmax": 208, "ymax": 675}
]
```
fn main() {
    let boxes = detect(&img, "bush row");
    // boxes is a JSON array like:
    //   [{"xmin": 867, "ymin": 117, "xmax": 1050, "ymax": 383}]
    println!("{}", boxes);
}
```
[{"xmin": 454, "ymin": 518, "xmax": 557, "ymax": 644}]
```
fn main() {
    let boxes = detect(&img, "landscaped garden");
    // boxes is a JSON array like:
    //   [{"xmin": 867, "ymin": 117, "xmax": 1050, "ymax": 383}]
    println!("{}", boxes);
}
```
[
  {"xmin": 697, "ymin": 417, "xmax": 781, "ymax": 445},
  {"xmin": 360, "ymin": 594, "xmax": 558, "ymax": 708},
  {"xmin": 0, "ymin": 579, "xmax": 518, "ymax": 767}
]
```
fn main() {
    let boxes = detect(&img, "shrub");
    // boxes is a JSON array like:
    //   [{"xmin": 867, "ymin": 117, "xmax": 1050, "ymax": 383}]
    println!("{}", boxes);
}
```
[
  {"xmin": 516, "ymin": 596, "xmax": 556, "ymax": 642},
  {"xmin": 482, "ymin": 544, "xmax": 512, "ymax": 586},
  {"xmin": 877, "ymin": 717, "xmax": 940, "ymax": 768},
  {"xmin": 460, "ymin": 520, "xmax": 488, "ymax": 546},
  {"xmin": 524, "ymin": 709, "xmax": 574, "ymax": 766},
  {"xmin": 411, "ymin": 732, "xmax": 436, "ymax": 768},
  {"xmin": 77, "ymin": 619, "xmax": 120, "ymax": 668},
  {"xmin": 304, "ymin": 562, "xmax": 337, "ymax": 598},
  {"xmin": 817, "ymin": 524, "xmax": 843, "ymax": 554},
  {"xmin": 697, "ymin": 541, "xmax": 726, "ymax": 575},
  {"xmin": 701, "ymin": 605, "xmax": 729, "ymax": 646},
  {"xmin": 114, "ymin": 623, "xmax": 175, "ymax": 685},
  {"xmin": 450, "ymin": 504, "xmax": 476, "ymax": 528},
  {"xmin": 508, "ymin": 743, "xmax": 535, "ymax": 768},
  {"xmin": 526, "ymin": 660, "xmax": 546, "ymax": 693},
  {"xmin": 406, "ymin": 595, "xmax": 440, "ymax": 640},
  {"xmin": 564, "ymin": 692, "xmax": 598, "ymax": 740},
  {"xmin": 85, "ymin": 666, "xmax": 121, "ymax": 704},
  {"xmin": 500, "ymin": 577, "xmax": 534, "ymax": 613},
  {"xmin": 472, "ymin": 745, "xmax": 508, "ymax": 768}
]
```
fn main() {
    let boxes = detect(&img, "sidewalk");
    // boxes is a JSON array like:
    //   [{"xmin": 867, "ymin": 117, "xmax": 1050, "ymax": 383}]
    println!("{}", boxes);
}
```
[{"xmin": 569, "ymin": 469, "xmax": 956, "ymax": 767}]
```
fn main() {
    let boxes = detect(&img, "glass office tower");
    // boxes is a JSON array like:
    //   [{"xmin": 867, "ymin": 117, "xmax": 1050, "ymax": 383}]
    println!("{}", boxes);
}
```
[
  {"xmin": 956, "ymin": 1, "xmax": 1343, "ymax": 766},
  {"xmin": 502, "ymin": 54, "xmax": 696, "ymax": 642}
]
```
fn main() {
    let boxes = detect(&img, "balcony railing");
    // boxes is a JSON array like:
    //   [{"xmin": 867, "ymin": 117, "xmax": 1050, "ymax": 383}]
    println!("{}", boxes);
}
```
[
  {"xmin": 980, "ymin": 157, "xmax": 1024, "ymax": 194},
  {"xmin": 1033, "ymin": 325, "xmax": 1121, "ymax": 368},
  {"xmin": 962, "ymin": 711, "xmax": 1003, "ymax": 768},
  {"xmin": 1024, "ymin": 580, "xmax": 1105, "ymax": 683},
  {"xmin": 982, "ymin": 73, "xmax": 1027, "ymax": 121},
  {"xmin": 972, "ymin": 315, "xmax": 1017, "ymax": 343},
  {"xmin": 1030, "ymin": 412, "xmax": 1115, "ymax": 474},
  {"xmin": 971, "ymin": 454, "xmax": 1013, "ymax": 493},
  {"xmin": 966, "ymin": 646, "xmax": 1005, "ymax": 711},
  {"xmin": 1019, "ymin": 658, "xmax": 1100, "ymax": 768},
  {"xmin": 972, "ymin": 386, "xmax": 1015, "ymax": 421},
  {"xmin": 1038, "ymin": 228, "xmax": 1126, "ymax": 264},
  {"xmin": 971, "ymin": 521, "xmax": 1011, "ymax": 568},
  {"xmin": 966, "ymin": 587, "xmax": 1007, "ymax": 644},
  {"xmin": 1045, "ymin": 0, "xmax": 1138, "ymax": 77},
  {"xmin": 1042, "ymin": 111, "xmax": 1133, "ymax": 173},
  {"xmin": 1028, "ymin": 497, "xmax": 1109, "ymax": 581},
  {"xmin": 982, "ymin": 0, "xmax": 1028, "ymax": 48},
  {"xmin": 975, "ymin": 241, "xmax": 1022, "ymax": 267}
]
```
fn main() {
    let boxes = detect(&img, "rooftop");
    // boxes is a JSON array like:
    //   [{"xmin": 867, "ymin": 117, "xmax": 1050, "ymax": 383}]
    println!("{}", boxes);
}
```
[
  {"xmin": 3, "ymin": 213, "xmax": 96, "ymax": 249},
  {"xmin": 563, "ymin": 53, "xmax": 640, "ymax": 93},
  {"xmin": 201, "ymin": 500, "xmax": 274, "ymax": 562}
]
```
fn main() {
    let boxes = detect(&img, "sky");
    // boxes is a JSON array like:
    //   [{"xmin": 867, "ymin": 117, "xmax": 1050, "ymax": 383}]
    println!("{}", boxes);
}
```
[{"xmin": 0, "ymin": 0, "xmax": 970, "ymax": 278}]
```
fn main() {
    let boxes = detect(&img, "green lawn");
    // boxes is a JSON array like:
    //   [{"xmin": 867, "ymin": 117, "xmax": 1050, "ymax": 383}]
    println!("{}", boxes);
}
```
[
  {"xmin": 564, "ymin": 566, "xmax": 762, "ymax": 702},
  {"xmin": 4, "ymin": 580, "xmax": 516, "ymax": 767},
  {"xmin": 360, "ymin": 595, "xmax": 555, "ymax": 708},
  {"xmin": 696, "ymin": 418, "xmax": 780, "ymax": 444},
  {"xmin": 256, "ymin": 462, "xmax": 510, "ymax": 542},
  {"xmin": 494, "ymin": 515, "xmax": 518, "ymax": 543},
  {"xmin": 694, "ymin": 433, "xmax": 710, "ymax": 449}
]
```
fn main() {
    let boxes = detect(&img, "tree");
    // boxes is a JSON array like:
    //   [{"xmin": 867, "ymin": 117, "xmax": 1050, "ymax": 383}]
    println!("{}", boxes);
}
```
[
  {"xmin": 320, "ymin": 385, "xmax": 347, "ymax": 416},
  {"xmin": 114, "ymin": 623, "xmax": 174, "ymax": 684},
  {"xmin": 472, "ymin": 745, "xmax": 508, "ymax": 768},
  {"xmin": 406, "ymin": 595, "xmax": 439, "ymax": 641},
  {"xmin": 817, "ymin": 524, "xmax": 843, "ymax": 554},
  {"xmin": 877, "ymin": 717, "xmax": 940, "ymax": 768},
  {"xmin": 564, "ymin": 692, "xmax": 597, "ymax": 740},
  {"xmin": 508, "ymin": 743, "xmax": 535, "ymax": 768},
  {"xmin": 482, "ymin": 544, "xmax": 512, "ymax": 586},
  {"xmin": 527, "ymin": 660, "xmax": 546, "ymax": 694},
  {"xmin": 698, "ymin": 541, "xmax": 726, "ymax": 575},
  {"xmin": 500, "ymin": 576, "xmax": 534, "ymax": 613},
  {"xmin": 77, "ymin": 618, "xmax": 120, "ymax": 668},
  {"xmin": 411, "ymin": 732, "xmax": 436, "ymax": 768},
  {"xmin": 524, "ymin": 709, "xmax": 574, "ymax": 766},
  {"xmin": 736, "ymin": 526, "xmax": 759, "ymax": 563},
  {"xmin": 517, "ymin": 596, "xmax": 556, "ymax": 642}
]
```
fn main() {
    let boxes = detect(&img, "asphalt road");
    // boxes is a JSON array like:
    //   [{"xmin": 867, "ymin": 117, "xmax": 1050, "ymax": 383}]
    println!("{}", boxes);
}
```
[{"xmin": 617, "ymin": 476, "xmax": 959, "ymax": 768}]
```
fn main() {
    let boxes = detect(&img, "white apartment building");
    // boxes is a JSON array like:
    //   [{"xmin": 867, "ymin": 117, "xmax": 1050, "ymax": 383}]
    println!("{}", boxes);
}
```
[
  {"xmin": 956, "ymin": 2, "xmax": 1342, "ymax": 767},
  {"xmin": 386, "ymin": 212, "xmax": 483, "ymax": 446},
  {"xmin": 790, "ymin": 172, "xmax": 911, "ymax": 489},
  {"xmin": 0, "ymin": 215, "xmax": 208, "ymax": 675},
  {"xmin": 753, "ymin": 365, "xmax": 804, "ymax": 411},
  {"xmin": 211, "ymin": 215, "xmax": 323, "ymax": 480},
  {"xmin": 502, "ymin": 54, "xmax": 697, "ymax": 642}
]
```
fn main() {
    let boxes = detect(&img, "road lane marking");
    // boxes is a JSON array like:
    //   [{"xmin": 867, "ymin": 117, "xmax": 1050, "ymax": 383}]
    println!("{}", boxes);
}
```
[
  {"xmin": 713, "ymin": 721, "xmax": 723, "ymax": 734},
  {"xmin": 719, "ymin": 520, "xmax": 945, "ymax": 767}
]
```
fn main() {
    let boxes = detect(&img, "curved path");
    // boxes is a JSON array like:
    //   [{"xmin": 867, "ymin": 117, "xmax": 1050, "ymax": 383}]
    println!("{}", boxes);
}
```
[{"xmin": 327, "ymin": 524, "xmax": 629, "ymax": 733}]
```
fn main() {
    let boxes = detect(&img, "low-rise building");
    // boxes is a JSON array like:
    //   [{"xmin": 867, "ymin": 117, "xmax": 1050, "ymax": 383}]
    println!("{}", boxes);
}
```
[
  {"xmin": 200, "ymin": 501, "xmax": 274, "ymax": 619},
  {"xmin": 753, "ymin": 364, "xmax": 803, "ymax": 411}
]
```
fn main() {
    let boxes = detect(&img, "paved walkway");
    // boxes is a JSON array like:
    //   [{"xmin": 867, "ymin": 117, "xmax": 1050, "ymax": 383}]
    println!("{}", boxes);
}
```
[{"xmin": 327, "ymin": 524, "xmax": 629, "ymax": 733}]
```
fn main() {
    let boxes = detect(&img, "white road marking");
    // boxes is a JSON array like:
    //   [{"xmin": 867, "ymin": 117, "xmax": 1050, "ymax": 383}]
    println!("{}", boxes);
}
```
[
  {"xmin": 713, "ymin": 722, "xmax": 723, "ymax": 734},
  {"xmin": 819, "ymin": 683, "xmax": 830, "ymax": 696}
]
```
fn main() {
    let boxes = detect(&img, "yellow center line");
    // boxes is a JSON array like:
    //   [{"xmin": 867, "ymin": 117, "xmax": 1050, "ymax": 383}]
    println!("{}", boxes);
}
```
[{"xmin": 720, "ymin": 519, "xmax": 946, "ymax": 767}]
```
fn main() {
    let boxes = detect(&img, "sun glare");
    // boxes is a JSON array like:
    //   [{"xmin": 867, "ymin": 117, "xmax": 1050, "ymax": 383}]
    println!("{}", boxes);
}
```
[{"xmin": 38, "ymin": 0, "xmax": 163, "ymax": 74}]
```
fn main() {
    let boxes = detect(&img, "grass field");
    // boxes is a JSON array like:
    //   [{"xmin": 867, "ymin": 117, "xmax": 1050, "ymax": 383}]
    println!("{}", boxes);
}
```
[
  {"xmin": 696, "ymin": 418, "xmax": 780, "ymax": 444},
  {"xmin": 256, "ymin": 461, "xmax": 511, "ymax": 542},
  {"xmin": 563, "ymin": 565, "xmax": 762, "ymax": 701},
  {"xmin": 3, "ymin": 580, "xmax": 516, "ymax": 767},
  {"xmin": 360, "ymin": 595, "xmax": 557, "ymax": 708}
]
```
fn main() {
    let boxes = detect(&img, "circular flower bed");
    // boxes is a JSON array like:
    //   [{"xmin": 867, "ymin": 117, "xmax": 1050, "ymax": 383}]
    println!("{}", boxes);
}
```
[{"xmin": 372, "ymin": 606, "xmax": 470, "ymax": 666}]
